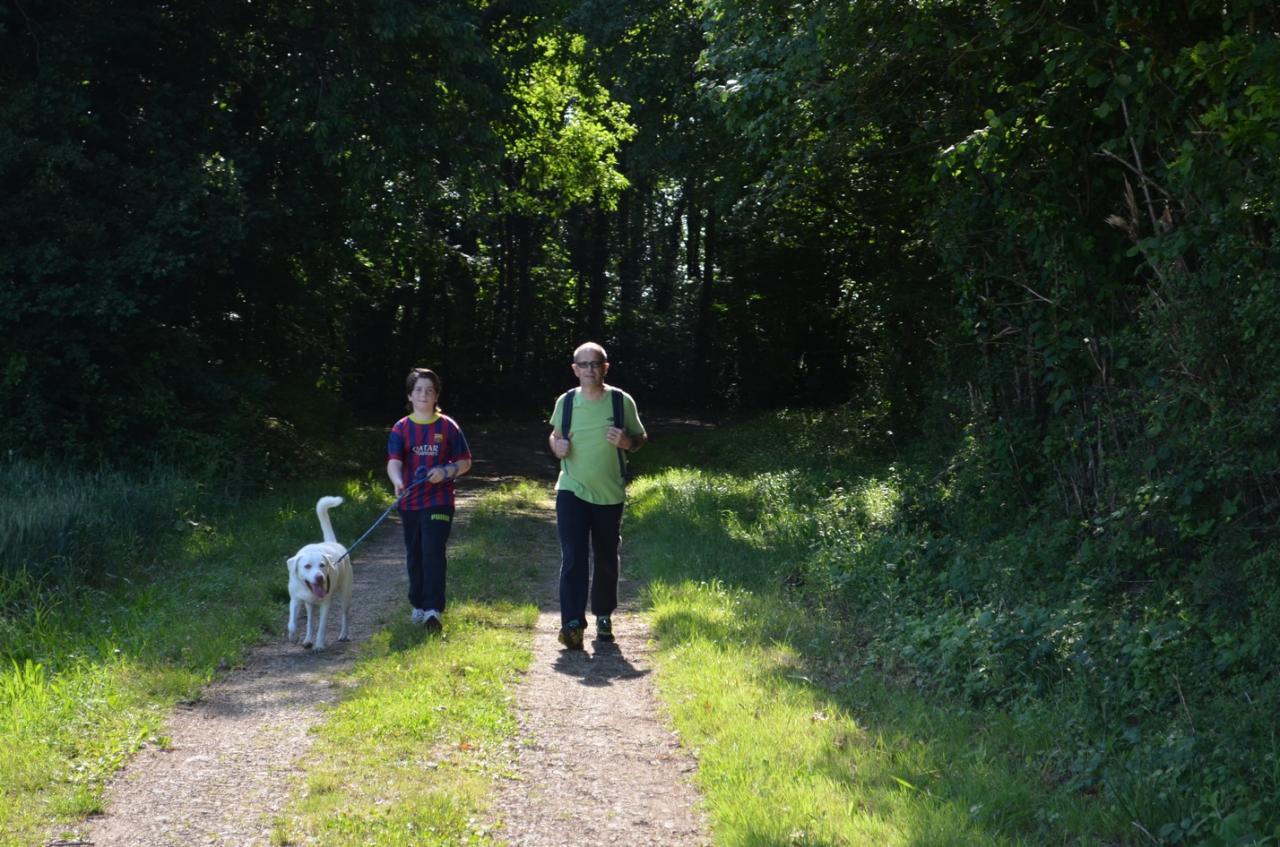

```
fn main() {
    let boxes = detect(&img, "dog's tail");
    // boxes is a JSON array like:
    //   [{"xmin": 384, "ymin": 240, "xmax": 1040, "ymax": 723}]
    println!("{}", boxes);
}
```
[{"xmin": 316, "ymin": 495, "xmax": 344, "ymax": 544}]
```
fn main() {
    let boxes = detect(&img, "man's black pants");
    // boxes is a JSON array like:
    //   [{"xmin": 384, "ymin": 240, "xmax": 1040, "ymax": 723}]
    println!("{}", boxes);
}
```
[{"xmin": 556, "ymin": 489, "xmax": 624, "ymax": 628}]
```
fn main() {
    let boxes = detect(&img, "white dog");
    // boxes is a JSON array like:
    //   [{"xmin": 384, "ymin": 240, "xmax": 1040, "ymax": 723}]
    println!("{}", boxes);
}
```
[{"xmin": 286, "ymin": 496, "xmax": 353, "ymax": 650}]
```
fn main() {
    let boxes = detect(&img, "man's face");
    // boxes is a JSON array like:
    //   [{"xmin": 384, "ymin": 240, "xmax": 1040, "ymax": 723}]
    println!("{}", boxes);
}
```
[{"xmin": 572, "ymin": 353, "xmax": 607, "ymax": 386}]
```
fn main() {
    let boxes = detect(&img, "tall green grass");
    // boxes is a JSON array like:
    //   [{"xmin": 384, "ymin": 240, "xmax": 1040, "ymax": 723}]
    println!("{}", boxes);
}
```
[
  {"xmin": 0, "ymin": 459, "xmax": 186, "ymax": 581},
  {"xmin": 0, "ymin": 467, "xmax": 388, "ymax": 847}
]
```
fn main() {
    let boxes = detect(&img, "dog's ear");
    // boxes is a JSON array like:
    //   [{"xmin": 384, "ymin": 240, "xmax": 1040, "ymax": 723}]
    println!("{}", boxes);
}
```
[
  {"xmin": 320, "ymin": 554, "xmax": 333, "ymax": 570},
  {"xmin": 286, "ymin": 554, "xmax": 298, "ymax": 573}
]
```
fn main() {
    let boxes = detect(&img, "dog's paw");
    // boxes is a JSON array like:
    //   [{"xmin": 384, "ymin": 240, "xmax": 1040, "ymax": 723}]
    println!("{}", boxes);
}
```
[
  {"xmin": 338, "ymin": 635, "xmax": 350, "ymax": 643},
  {"xmin": 302, "ymin": 641, "xmax": 314, "ymax": 649}
]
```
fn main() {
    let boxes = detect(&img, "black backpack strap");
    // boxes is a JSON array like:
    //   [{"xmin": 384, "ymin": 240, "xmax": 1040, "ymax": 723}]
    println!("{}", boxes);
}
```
[
  {"xmin": 610, "ymin": 388, "xmax": 628, "ymax": 481},
  {"xmin": 560, "ymin": 388, "xmax": 577, "ymax": 436}
]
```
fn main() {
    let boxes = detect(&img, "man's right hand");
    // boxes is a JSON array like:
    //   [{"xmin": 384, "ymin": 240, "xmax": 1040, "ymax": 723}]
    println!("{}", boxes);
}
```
[{"xmin": 551, "ymin": 433, "xmax": 571, "ymax": 459}]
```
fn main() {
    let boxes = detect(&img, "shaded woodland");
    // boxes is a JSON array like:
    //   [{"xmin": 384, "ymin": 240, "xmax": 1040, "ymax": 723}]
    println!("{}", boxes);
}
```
[{"xmin": 5, "ymin": 2, "xmax": 1278, "ymax": 473}]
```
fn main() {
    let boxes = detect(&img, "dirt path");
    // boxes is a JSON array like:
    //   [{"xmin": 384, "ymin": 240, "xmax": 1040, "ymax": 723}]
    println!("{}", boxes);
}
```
[
  {"xmin": 487, "ymin": 513, "xmax": 708, "ymax": 846},
  {"xmin": 68, "ymin": 423, "xmax": 708, "ymax": 846}
]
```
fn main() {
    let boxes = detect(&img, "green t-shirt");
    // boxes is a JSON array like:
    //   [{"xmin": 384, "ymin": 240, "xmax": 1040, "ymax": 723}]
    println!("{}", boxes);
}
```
[{"xmin": 549, "ymin": 386, "xmax": 645, "ymax": 505}]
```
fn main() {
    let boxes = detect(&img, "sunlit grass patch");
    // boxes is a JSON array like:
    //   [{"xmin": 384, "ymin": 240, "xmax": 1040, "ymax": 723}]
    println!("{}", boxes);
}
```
[
  {"xmin": 468, "ymin": 479, "xmax": 553, "ymax": 520},
  {"xmin": 0, "ymin": 652, "xmax": 196, "ymax": 846},
  {"xmin": 628, "ymin": 468, "xmax": 759, "ymax": 530},
  {"xmin": 849, "ymin": 476, "xmax": 902, "ymax": 528},
  {"xmin": 631, "ymin": 461, "xmax": 1127, "ymax": 846},
  {"xmin": 627, "ymin": 470, "xmax": 788, "ymax": 590},
  {"xmin": 278, "ymin": 606, "xmax": 531, "ymax": 846},
  {"xmin": 647, "ymin": 581, "xmax": 1122, "ymax": 845}
]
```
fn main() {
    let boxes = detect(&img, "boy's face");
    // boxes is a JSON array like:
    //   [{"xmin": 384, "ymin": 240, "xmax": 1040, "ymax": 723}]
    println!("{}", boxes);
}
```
[{"xmin": 408, "ymin": 378, "xmax": 438, "ymax": 415}]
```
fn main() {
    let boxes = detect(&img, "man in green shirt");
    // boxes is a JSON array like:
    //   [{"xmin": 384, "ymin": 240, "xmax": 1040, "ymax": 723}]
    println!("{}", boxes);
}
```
[{"xmin": 548, "ymin": 342, "xmax": 647, "ymax": 650}]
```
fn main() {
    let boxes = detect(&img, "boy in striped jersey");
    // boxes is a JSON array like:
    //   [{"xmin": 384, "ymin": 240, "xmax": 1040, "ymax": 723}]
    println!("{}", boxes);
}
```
[{"xmin": 387, "ymin": 367, "xmax": 472, "ymax": 634}]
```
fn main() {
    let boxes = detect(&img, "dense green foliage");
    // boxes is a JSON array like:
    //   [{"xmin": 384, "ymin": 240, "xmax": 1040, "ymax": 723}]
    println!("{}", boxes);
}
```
[
  {"xmin": 6, "ymin": 2, "xmax": 1279, "ymax": 455},
  {"xmin": 638, "ymin": 411, "xmax": 1279, "ymax": 845},
  {"xmin": 0, "ymin": 460, "xmax": 184, "ymax": 580}
]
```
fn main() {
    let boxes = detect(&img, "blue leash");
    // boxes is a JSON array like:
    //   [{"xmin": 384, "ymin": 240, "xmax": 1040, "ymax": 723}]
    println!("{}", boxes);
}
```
[{"xmin": 333, "ymin": 468, "xmax": 428, "ymax": 566}]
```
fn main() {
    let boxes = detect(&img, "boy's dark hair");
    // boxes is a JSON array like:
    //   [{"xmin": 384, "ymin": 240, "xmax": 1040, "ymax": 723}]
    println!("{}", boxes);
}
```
[{"xmin": 405, "ymin": 368, "xmax": 442, "ymax": 411}]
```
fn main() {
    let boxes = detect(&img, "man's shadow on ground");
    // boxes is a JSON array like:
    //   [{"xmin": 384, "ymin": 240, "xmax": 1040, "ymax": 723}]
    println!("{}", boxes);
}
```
[{"xmin": 553, "ymin": 639, "xmax": 651, "ymax": 687}]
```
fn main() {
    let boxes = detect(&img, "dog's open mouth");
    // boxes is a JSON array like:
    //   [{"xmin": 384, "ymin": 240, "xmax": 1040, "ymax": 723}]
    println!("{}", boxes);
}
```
[{"xmin": 308, "ymin": 576, "xmax": 329, "ymax": 599}]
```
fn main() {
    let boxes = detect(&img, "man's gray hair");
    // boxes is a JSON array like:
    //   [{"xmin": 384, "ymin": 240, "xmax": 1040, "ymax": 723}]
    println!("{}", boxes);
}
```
[{"xmin": 573, "ymin": 341, "xmax": 607, "ymax": 362}]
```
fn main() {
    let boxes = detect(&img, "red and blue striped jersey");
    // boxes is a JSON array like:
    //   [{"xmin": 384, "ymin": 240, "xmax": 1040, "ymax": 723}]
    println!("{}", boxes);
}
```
[{"xmin": 387, "ymin": 413, "xmax": 471, "ymax": 511}]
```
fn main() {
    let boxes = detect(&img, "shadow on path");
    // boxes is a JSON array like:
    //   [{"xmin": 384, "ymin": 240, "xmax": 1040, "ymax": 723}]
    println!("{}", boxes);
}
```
[{"xmin": 552, "ymin": 639, "xmax": 653, "ymax": 687}]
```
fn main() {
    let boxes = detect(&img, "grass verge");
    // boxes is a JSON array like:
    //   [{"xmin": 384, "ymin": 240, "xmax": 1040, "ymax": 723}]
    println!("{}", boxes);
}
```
[
  {"xmin": 627, "ymin": 407, "xmax": 1280, "ymax": 845},
  {"xmin": 627, "ymin": 464, "xmax": 1129, "ymax": 846}
]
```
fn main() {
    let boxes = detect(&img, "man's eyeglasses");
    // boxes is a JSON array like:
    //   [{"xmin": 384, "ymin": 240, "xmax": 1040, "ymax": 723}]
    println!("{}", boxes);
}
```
[{"xmin": 574, "ymin": 360, "xmax": 604, "ymax": 369}]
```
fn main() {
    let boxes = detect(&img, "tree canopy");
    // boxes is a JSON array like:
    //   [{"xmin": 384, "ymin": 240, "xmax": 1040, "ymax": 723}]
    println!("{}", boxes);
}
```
[{"xmin": 5, "ymin": 0, "xmax": 1279, "ymax": 514}]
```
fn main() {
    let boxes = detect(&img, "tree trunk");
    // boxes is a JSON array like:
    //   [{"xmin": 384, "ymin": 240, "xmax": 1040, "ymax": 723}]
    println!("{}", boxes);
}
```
[
  {"xmin": 685, "ymin": 180, "xmax": 701, "ymax": 279},
  {"xmin": 512, "ymin": 214, "xmax": 536, "ymax": 377},
  {"xmin": 586, "ymin": 203, "xmax": 610, "ymax": 341},
  {"xmin": 655, "ymin": 194, "xmax": 682, "ymax": 314},
  {"xmin": 695, "ymin": 207, "xmax": 716, "ymax": 371},
  {"xmin": 618, "ymin": 182, "xmax": 646, "ymax": 361}
]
